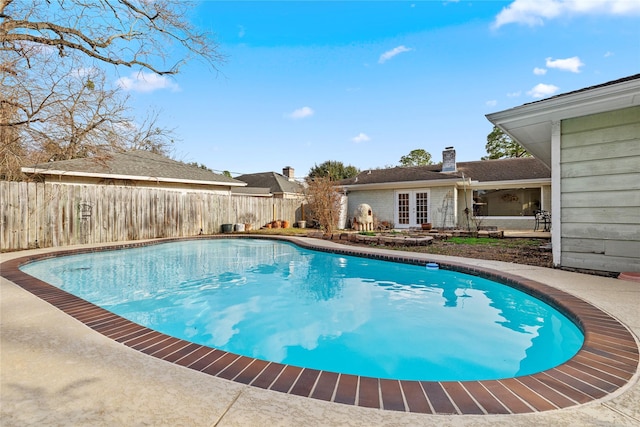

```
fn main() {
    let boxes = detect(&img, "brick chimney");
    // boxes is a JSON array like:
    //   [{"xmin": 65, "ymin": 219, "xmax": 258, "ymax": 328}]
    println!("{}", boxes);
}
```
[
  {"xmin": 282, "ymin": 166, "xmax": 295, "ymax": 181},
  {"xmin": 442, "ymin": 147, "xmax": 456, "ymax": 172}
]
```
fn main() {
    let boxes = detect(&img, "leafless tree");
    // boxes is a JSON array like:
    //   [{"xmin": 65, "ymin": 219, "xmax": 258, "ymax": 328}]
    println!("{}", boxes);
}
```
[
  {"xmin": 1, "ymin": 0, "xmax": 223, "ymax": 75},
  {"xmin": 305, "ymin": 177, "xmax": 343, "ymax": 235},
  {"xmin": 0, "ymin": 0, "xmax": 219, "ymax": 179},
  {"xmin": 0, "ymin": 96, "xmax": 24, "ymax": 180},
  {"xmin": 26, "ymin": 63, "xmax": 175, "ymax": 163},
  {"xmin": 1, "ymin": 48, "xmax": 175, "ymax": 175}
]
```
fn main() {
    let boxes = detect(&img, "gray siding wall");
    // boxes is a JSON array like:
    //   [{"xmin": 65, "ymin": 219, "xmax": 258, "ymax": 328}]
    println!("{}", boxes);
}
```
[{"xmin": 560, "ymin": 105, "xmax": 640, "ymax": 272}]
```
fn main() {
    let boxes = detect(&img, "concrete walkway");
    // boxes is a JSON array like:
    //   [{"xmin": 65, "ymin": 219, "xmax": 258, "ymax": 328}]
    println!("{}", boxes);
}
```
[{"xmin": 1, "ymin": 238, "xmax": 638, "ymax": 426}]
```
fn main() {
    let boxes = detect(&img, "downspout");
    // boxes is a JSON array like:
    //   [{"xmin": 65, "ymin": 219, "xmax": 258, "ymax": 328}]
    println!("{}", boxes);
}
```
[{"xmin": 551, "ymin": 120, "xmax": 562, "ymax": 267}]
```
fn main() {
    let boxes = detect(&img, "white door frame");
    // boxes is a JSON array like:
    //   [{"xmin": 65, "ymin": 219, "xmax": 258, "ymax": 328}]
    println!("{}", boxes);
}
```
[{"xmin": 394, "ymin": 190, "xmax": 430, "ymax": 228}]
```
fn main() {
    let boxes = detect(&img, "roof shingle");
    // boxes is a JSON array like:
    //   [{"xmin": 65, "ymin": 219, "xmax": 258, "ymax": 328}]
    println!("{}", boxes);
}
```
[
  {"xmin": 22, "ymin": 151, "xmax": 245, "ymax": 186},
  {"xmin": 235, "ymin": 171, "xmax": 304, "ymax": 194},
  {"xmin": 340, "ymin": 157, "xmax": 549, "ymax": 186}
]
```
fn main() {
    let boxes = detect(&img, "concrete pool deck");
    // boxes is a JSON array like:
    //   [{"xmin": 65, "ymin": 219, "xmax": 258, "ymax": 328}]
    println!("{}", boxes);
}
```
[{"xmin": 1, "ymin": 237, "xmax": 639, "ymax": 426}]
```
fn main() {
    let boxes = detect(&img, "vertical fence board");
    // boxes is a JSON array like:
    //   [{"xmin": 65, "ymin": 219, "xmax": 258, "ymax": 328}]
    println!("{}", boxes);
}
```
[{"xmin": 0, "ymin": 181, "xmax": 305, "ymax": 251}]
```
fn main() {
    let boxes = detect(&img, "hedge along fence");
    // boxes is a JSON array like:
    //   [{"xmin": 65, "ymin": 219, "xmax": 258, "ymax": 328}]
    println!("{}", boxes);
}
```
[{"xmin": 0, "ymin": 181, "xmax": 305, "ymax": 252}]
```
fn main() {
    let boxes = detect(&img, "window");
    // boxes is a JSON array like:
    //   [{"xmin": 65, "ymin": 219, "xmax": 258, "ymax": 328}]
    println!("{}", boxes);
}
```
[{"xmin": 473, "ymin": 188, "xmax": 541, "ymax": 217}]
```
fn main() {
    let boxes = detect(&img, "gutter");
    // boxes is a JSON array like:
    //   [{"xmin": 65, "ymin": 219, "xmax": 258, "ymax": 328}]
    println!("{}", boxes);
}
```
[{"xmin": 20, "ymin": 167, "xmax": 247, "ymax": 188}]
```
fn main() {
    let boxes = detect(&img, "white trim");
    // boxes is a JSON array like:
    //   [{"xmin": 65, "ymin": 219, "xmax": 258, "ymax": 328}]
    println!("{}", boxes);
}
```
[
  {"xmin": 41, "ymin": 181, "xmax": 233, "ymax": 195},
  {"xmin": 343, "ymin": 178, "xmax": 460, "ymax": 192},
  {"xmin": 551, "ymin": 120, "xmax": 562, "ymax": 267},
  {"xmin": 21, "ymin": 168, "xmax": 246, "ymax": 187},
  {"xmin": 231, "ymin": 192, "xmax": 273, "ymax": 198},
  {"xmin": 470, "ymin": 179, "xmax": 550, "ymax": 189},
  {"xmin": 486, "ymin": 78, "xmax": 640, "ymax": 125},
  {"xmin": 486, "ymin": 78, "xmax": 640, "ymax": 167},
  {"xmin": 394, "ymin": 189, "xmax": 431, "ymax": 228}
]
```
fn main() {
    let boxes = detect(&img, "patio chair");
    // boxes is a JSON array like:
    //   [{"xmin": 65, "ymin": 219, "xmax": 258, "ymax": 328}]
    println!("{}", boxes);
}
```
[{"xmin": 534, "ymin": 210, "xmax": 551, "ymax": 232}]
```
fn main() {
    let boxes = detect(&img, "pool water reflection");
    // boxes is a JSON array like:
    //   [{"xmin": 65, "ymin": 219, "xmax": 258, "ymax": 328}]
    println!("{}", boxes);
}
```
[{"xmin": 21, "ymin": 239, "xmax": 584, "ymax": 381}]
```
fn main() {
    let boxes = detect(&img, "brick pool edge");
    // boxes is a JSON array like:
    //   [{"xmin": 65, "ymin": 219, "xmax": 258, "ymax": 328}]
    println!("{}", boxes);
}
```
[{"xmin": 2, "ymin": 235, "xmax": 638, "ymax": 415}]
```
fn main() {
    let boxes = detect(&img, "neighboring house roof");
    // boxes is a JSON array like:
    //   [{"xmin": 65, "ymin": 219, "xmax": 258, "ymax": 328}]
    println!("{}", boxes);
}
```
[
  {"xmin": 340, "ymin": 157, "xmax": 549, "ymax": 188},
  {"xmin": 486, "ymin": 74, "xmax": 640, "ymax": 167},
  {"xmin": 21, "ymin": 150, "xmax": 246, "ymax": 187},
  {"xmin": 235, "ymin": 171, "xmax": 304, "ymax": 195}
]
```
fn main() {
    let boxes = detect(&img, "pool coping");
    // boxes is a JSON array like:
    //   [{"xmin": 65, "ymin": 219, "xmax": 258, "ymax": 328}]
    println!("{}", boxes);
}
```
[{"xmin": 1, "ymin": 235, "xmax": 638, "ymax": 415}]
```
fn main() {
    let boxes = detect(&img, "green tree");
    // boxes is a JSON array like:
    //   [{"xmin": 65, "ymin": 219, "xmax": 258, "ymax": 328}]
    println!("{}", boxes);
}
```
[
  {"xmin": 308, "ymin": 160, "xmax": 359, "ymax": 180},
  {"xmin": 399, "ymin": 149, "xmax": 433, "ymax": 166},
  {"xmin": 482, "ymin": 126, "xmax": 531, "ymax": 160}
]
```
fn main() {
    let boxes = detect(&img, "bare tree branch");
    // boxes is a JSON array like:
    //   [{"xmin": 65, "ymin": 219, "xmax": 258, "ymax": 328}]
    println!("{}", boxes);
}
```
[
  {"xmin": 1, "ymin": 0, "xmax": 225, "ymax": 74},
  {"xmin": 0, "ymin": 0, "xmax": 222, "ymax": 180}
]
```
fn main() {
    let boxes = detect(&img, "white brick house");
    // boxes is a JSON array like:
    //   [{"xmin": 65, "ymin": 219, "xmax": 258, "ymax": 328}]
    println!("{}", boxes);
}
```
[{"xmin": 340, "ymin": 149, "xmax": 551, "ymax": 232}]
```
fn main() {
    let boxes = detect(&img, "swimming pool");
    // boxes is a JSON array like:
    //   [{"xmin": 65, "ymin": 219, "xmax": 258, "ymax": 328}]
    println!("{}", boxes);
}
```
[
  {"xmin": 20, "ymin": 238, "xmax": 583, "ymax": 381},
  {"xmin": 4, "ymin": 236, "xmax": 638, "ymax": 414}
]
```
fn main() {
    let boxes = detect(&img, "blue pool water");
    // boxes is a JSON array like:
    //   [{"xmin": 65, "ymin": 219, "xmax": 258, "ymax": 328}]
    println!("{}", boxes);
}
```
[{"xmin": 21, "ymin": 239, "xmax": 584, "ymax": 381}]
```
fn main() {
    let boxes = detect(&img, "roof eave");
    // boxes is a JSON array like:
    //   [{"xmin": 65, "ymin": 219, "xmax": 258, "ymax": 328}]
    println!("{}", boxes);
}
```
[
  {"xmin": 486, "ymin": 77, "xmax": 640, "ymax": 125},
  {"xmin": 486, "ymin": 77, "xmax": 640, "ymax": 167},
  {"xmin": 343, "ymin": 178, "xmax": 461, "ymax": 191},
  {"xmin": 21, "ymin": 168, "xmax": 247, "ymax": 187},
  {"xmin": 468, "ymin": 178, "xmax": 551, "ymax": 188}
]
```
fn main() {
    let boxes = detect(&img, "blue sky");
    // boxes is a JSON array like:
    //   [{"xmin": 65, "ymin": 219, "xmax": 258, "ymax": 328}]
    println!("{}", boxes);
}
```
[{"xmin": 117, "ymin": 1, "xmax": 640, "ymax": 178}]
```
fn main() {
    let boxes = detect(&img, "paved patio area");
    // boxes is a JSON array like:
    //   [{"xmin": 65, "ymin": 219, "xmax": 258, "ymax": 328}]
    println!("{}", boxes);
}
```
[{"xmin": 1, "ymin": 237, "xmax": 638, "ymax": 426}]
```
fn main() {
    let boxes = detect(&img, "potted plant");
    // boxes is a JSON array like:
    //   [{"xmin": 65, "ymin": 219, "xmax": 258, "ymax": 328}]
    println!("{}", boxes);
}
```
[{"xmin": 239, "ymin": 213, "xmax": 257, "ymax": 231}]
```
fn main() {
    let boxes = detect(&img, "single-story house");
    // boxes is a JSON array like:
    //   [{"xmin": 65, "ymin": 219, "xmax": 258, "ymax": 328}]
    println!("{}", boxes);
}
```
[
  {"xmin": 234, "ymin": 166, "xmax": 305, "ymax": 199},
  {"xmin": 340, "ymin": 148, "xmax": 551, "ymax": 232},
  {"xmin": 486, "ymin": 74, "xmax": 639, "ymax": 273},
  {"xmin": 21, "ymin": 150, "xmax": 247, "ymax": 192},
  {"xmin": 12, "ymin": 151, "xmax": 304, "ymax": 247}
]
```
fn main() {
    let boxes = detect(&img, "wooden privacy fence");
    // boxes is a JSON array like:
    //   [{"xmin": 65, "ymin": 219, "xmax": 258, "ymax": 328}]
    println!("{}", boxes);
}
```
[{"xmin": 0, "ymin": 181, "xmax": 305, "ymax": 251}]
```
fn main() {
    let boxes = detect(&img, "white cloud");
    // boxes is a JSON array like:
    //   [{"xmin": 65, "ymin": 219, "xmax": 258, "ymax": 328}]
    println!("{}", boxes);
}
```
[
  {"xmin": 378, "ymin": 45, "xmax": 413, "ymax": 64},
  {"xmin": 533, "ymin": 67, "xmax": 547, "ymax": 75},
  {"xmin": 527, "ymin": 83, "xmax": 560, "ymax": 98},
  {"xmin": 352, "ymin": 133, "xmax": 371, "ymax": 143},
  {"xmin": 486, "ymin": 100, "xmax": 498, "ymax": 107},
  {"xmin": 238, "ymin": 25, "xmax": 245, "ymax": 38},
  {"xmin": 604, "ymin": 51, "xmax": 614, "ymax": 58},
  {"xmin": 546, "ymin": 56, "xmax": 584, "ymax": 73},
  {"xmin": 492, "ymin": 0, "xmax": 640, "ymax": 29},
  {"xmin": 285, "ymin": 106, "xmax": 314, "ymax": 119},
  {"xmin": 507, "ymin": 91, "xmax": 522, "ymax": 97},
  {"xmin": 116, "ymin": 71, "xmax": 179, "ymax": 93}
]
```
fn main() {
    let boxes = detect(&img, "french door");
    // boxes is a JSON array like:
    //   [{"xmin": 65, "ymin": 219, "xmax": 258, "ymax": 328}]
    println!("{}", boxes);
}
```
[{"xmin": 395, "ymin": 190, "xmax": 430, "ymax": 228}]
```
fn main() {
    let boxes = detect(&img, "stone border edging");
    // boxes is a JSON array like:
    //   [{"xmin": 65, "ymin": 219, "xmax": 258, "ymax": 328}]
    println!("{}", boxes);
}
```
[{"xmin": 1, "ymin": 235, "xmax": 637, "ymax": 415}]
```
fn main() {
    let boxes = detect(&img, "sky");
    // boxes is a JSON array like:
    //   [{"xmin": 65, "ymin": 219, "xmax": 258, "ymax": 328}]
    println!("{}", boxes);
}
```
[{"xmin": 116, "ymin": 0, "xmax": 640, "ymax": 179}]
